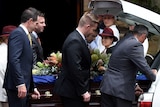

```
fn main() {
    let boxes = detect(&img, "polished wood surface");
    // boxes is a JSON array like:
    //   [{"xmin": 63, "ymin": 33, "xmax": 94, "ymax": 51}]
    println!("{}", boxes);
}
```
[
  {"xmin": 29, "ymin": 81, "xmax": 101, "ymax": 107},
  {"xmin": 29, "ymin": 79, "xmax": 145, "ymax": 107}
]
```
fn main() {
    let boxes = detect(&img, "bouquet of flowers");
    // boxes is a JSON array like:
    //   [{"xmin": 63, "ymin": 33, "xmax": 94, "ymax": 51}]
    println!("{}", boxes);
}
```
[
  {"xmin": 90, "ymin": 49, "xmax": 111, "ymax": 79},
  {"xmin": 32, "ymin": 51, "xmax": 62, "ymax": 75}
]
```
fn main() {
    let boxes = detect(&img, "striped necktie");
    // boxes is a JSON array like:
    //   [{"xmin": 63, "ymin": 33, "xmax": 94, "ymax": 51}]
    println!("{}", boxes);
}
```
[
  {"xmin": 28, "ymin": 33, "xmax": 32, "ymax": 46},
  {"xmin": 37, "ymin": 37, "xmax": 41, "ymax": 46}
]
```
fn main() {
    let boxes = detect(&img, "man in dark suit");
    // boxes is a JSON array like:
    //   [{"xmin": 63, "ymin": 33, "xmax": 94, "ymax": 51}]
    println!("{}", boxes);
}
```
[
  {"xmin": 31, "ymin": 12, "xmax": 46, "ymax": 66},
  {"xmin": 53, "ymin": 11, "xmax": 99, "ymax": 107},
  {"xmin": 100, "ymin": 25, "xmax": 157, "ymax": 107},
  {"xmin": 3, "ymin": 7, "xmax": 41, "ymax": 107}
]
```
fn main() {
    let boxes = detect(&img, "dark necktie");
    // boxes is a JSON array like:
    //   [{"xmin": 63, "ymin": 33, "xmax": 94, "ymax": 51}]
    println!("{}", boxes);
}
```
[{"xmin": 37, "ymin": 37, "xmax": 41, "ymax": 46}]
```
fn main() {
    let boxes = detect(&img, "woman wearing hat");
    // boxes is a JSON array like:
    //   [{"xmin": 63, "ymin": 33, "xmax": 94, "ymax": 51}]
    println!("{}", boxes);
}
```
[
  {"xmin": 0, "ymin": 25, "xmax": 17, "ymax": 107},
  {"xmin": 95, "ymin": 27, "xmax": 118, "ymax": 71},
  {"xmin": 99, "ymin": 27, "xmax": 118, "ymax": 54},
  {"xmin": 102, "ymin": 14, "xmax": 120, "ymax": 46},
  {"xmin": 89, "ymin": 14, "xmax": 120, "ymax": 54}
]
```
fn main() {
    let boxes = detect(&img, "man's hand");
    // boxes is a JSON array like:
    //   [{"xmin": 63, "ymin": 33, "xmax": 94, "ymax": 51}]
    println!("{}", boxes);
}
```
[
  {"xmin": 82, "ymin": 91, "xmax": 91, "ymax": 102},
  {"xmin": 135, "ymin": 84, "xmax": 143, "ymax": 97},
  {"xmin": 31, "ymin": 88, "xmax": 40, "ymax": 99},
  {"xmin": 17, "ymin": 85, "xmax": 27, "ymax": 98},
  {"xmin": 152, "ymin": 69, "xmax": 158, "ymax": 75}
]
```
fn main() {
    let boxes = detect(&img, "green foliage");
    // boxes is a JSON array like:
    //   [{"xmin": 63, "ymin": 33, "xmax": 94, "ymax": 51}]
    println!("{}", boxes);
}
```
[
  {"xmin": 90, "ymin": 49, "xmax": 111, "ymax": 79},
  {"xmin": 32, "ymin": 62, "xmax": 57, "ymax": 75},
  {"xmin": 32, "ymin": 51, "xmax": 62, "ymax": 75}
]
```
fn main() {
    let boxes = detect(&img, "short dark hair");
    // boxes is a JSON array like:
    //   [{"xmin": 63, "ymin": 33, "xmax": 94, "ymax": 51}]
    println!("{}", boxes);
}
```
[
  {"xmin": 133, "ymin": 24, "xmax": 149, "ymax": 37},
  {"xmin": 39, "ymin": 11, "xmax": 45, "ymax": 17},
  {"xmin": 20, "ymin": 7, "xmax": 40, "ymax": 23}
]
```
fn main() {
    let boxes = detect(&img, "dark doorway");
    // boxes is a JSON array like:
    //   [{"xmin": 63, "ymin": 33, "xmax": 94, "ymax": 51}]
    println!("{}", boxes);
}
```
[{"xmin": 0, "ymin": 0, "xmax": 82, "ymax": 58}]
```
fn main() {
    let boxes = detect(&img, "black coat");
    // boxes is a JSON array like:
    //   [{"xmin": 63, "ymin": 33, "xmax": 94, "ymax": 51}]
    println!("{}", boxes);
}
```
[
  {"xmin": 54, "ymin": 30, "xmax": 91, "ymax": 98},
  {"xmin": 31, "ymin": 33, "xmax": 44, "ymax": 66}
]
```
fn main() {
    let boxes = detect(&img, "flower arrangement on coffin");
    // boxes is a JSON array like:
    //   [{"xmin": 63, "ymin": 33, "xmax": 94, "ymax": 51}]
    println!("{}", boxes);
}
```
[
  {"xmin": 32, "ymin": 51, "xmax": 62, "ymax": 75},
  {"xmin": 90, "ymin": 49, "xmax": 111, "ymax": 79}
]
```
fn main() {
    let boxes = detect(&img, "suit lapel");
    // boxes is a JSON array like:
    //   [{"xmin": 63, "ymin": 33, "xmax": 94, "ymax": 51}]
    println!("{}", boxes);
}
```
[{"xmin": 75, "ymin": 30, "xmax": 91, "ymax": 64}]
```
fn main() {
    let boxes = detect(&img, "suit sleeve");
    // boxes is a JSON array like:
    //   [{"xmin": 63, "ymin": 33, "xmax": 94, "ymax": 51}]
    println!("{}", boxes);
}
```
[
  {"xmin": 129, "ymin": 43, "xmax": 156, "ymax": 81},
  {"xmin": 8, "ymin": 32, "xmax": 25, "ymax": 86}
]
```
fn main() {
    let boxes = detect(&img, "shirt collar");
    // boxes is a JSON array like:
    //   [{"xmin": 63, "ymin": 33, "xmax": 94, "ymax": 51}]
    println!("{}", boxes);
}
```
[
  {"xmin": 19, "ymin": 24, "xmax": 29, "ymax": 35},
  {"xmin": 76, "ymin": 28, "xmax": 85, "ymax": 41}
]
